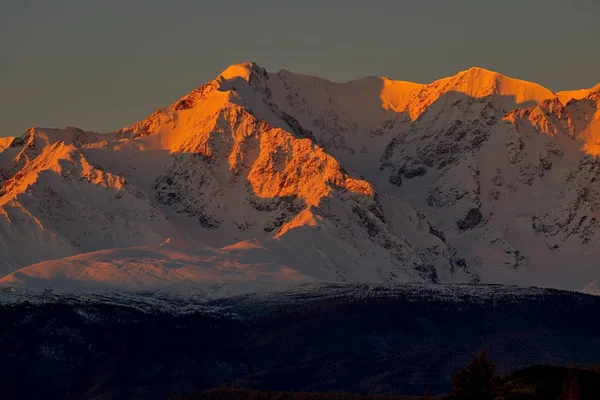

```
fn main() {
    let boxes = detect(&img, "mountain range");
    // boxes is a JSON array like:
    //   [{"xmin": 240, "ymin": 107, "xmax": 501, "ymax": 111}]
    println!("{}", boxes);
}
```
[{"xmin": 1, "ymin": 62, "xmax": 599, "ymax": 297}]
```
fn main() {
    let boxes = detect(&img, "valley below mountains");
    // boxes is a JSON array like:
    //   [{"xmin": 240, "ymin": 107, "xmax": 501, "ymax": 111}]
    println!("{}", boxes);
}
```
[{"xmin": 1, "ymin": 62, "xmax": 600, "ymax": 297}]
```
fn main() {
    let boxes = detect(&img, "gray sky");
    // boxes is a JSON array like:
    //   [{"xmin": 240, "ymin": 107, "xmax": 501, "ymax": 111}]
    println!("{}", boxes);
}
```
[{"xmin": 1, "ymin": 0, "xmax": 599, "ymax": 136}]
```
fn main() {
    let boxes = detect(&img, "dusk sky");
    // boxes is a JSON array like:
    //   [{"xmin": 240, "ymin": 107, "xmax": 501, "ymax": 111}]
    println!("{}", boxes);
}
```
[{"xmin": 1, "ymin": 0, "xmax": 599, "ymax": 136}]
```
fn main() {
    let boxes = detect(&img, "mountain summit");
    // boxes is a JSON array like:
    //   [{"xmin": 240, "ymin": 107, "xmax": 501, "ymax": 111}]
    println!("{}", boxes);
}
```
[{"xmin": 1, "ymin": 63, "xmax": 599, "ymax": 296}]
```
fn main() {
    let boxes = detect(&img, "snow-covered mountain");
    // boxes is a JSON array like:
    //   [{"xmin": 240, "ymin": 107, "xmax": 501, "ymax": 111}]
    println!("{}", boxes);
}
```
[{"xmin": 1, "ymin": 62, "xmax": 599, "ymax": 296}]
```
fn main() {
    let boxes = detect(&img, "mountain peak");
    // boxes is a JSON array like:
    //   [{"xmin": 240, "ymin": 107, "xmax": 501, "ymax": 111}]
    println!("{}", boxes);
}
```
[
  {"xmin": 218, "ymin": 61, "xmax": 264, "ymax": 82},
  {"xmin": 459, "ymin": 66, "xmax": 501, "ymax": 77},
  {"xmin": 438, "ymin": 66, "xmax": 556, "ymax": 106}
]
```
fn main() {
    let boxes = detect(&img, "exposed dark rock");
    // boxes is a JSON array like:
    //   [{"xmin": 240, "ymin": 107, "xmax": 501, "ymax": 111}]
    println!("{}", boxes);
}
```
[
  {"xmin": 388, "ymin": 169, "xmax": 403, "ymax": 186},
  {"xmin": 457, "ymin": 208, "xmax": 483, "ymax": 230},
  {"xmin": 415, "ymin": 264, "xmax": 439, "ymax": 283},
  {"xmin": 428, "ymin": 224, "xmax": 446, "ymax": 243}
]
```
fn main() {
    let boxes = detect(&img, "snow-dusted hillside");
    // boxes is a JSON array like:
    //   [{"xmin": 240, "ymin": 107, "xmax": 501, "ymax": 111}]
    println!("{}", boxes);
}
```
[{"xmin": 1, "ymin": 62, "xmax": 599, "ymax": 297}]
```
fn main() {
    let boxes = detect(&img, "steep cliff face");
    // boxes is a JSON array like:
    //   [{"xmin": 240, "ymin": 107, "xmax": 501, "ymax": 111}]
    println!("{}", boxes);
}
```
[{"xmin": 1, "ymin": 63, "xmax": 600, "ymax": 294}]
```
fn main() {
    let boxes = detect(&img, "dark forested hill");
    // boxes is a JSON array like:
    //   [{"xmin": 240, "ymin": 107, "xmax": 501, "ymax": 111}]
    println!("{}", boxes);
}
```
[{"xmin": 2, "ymin": 285, "xmax": 600, "ymax": 399}]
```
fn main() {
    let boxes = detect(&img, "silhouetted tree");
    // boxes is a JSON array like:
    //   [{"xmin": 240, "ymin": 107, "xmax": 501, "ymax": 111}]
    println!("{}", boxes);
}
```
[
  {"xmin": 451, "ymin": 348, "xmax": 499, "ymax": 400},
  {"xmin": 423, "ymin": 387, "xmax": 431, "ymax": 399},
  {"xmin": 562, "ymin": 367, "xmax": 581, "ymax": 400}
]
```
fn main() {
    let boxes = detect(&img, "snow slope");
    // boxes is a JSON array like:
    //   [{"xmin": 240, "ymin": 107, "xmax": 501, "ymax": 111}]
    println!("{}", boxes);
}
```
[
  {"xmin": 557, "ymin": 82, "xmax": 600, "ymax": 105},
  {"xmin": 1, "ymin": 62, "xmax": 599, "ymax": 296},
  {"xmin": 0, "ymin": 239, "xmax": 314, "ymax": 298},
  {"xmin": 0, "ymin": 137, "xmax": 14, "ymax": 152}
]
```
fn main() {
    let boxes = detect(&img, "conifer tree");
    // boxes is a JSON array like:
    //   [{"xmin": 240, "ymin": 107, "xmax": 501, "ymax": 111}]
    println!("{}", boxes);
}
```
[
  {"xmin": 562, "ymin": 367, "xmax": 581, "ymax": 400},
  {"xmin": 451, "ymin": 348, "xmax": 499, "ymax": 400}
]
